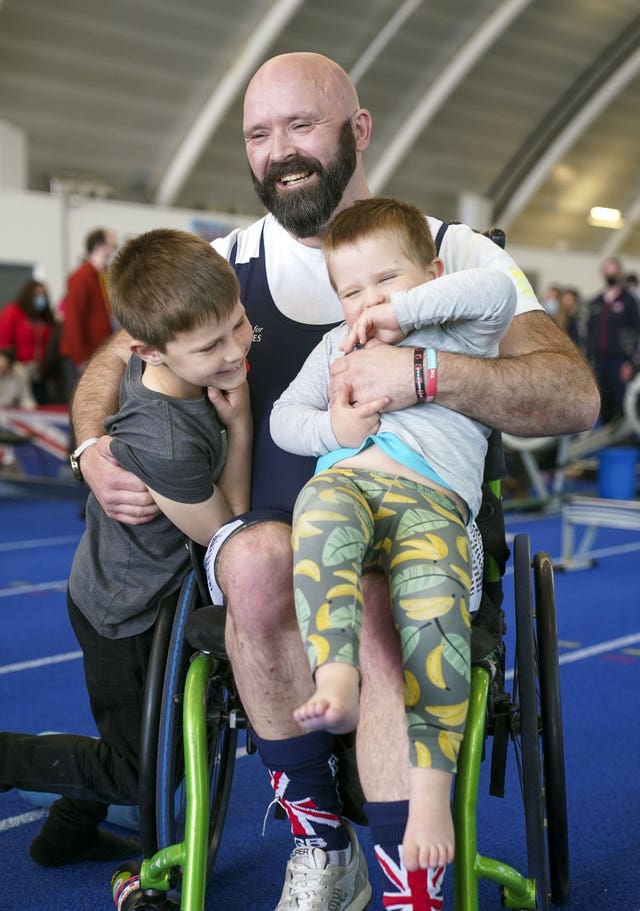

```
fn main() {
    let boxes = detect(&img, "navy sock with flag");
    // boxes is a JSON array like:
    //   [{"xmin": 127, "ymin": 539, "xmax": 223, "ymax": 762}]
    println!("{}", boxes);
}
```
[
  {"xmin": 366, "ymin": 799, "xmax": 445, "ymax": 910},
  {"xmin": 252, "ymin": 730, "xmax": 351, "ymax": 863}
]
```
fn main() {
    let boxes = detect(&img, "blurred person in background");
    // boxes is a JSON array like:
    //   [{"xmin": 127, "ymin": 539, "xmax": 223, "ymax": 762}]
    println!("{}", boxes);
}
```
[
  {"xmin": 0, "ymin": 345, "xmax": 36, "ymax": 409},
  {"xmin": 59, "ymin": 228, "xmax": 118, "ymax": 403},
  {"xmin": 0, "ymin": 278, "xmax": 58, "ymax": 404},
  {"xmin": 556, "ymin": 287, "xmax": 585, "ymax": 351},
  {"xmin": 586, "ymin": 256, "xmax": 640, "ymax": 424}
]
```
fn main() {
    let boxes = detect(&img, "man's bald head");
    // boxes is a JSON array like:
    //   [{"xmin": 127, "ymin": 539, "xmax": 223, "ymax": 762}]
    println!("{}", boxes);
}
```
[{"xmin": 244, "ymin": 52, "xmax": 360, "ymax": 124}]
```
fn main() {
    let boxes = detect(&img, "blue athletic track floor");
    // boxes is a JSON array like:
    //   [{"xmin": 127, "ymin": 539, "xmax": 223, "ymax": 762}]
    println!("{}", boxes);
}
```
[{"xmin": 1, "ymin": 481, "xmax": 639, "ymax": 910}]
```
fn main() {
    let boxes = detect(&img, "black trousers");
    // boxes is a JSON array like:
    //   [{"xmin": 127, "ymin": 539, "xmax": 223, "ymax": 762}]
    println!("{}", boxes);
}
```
[{"xmin": 0, "ymin": 588, "xmax": 175, "ymax": 831}]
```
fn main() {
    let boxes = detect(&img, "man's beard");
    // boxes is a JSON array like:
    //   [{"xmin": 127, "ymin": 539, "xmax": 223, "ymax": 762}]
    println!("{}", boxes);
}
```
[{"xmin": 250, "ymin": 120, "xmax": 357, "ymax": 238}]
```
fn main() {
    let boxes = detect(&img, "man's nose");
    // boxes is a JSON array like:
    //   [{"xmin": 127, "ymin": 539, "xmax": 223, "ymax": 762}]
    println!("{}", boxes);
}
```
[{"xmin": 269, "ymin": 127, "xmax": 297, "ymax": 162}]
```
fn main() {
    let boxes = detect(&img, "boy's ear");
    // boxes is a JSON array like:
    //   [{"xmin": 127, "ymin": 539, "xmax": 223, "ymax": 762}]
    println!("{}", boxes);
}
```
[
  {"xmin": 130, "ymin": 340, "xmax": 164, "ymax": 365},
  {"xmin": 430, "ymin": 257, "xmax": 445, "ymax": 279}
]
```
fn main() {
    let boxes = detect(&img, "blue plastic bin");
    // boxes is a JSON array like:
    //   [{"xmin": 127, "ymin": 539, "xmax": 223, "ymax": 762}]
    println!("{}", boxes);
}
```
[{"xmin": 598, "ymin": 447, "xmax": 638, "ymax": 500}]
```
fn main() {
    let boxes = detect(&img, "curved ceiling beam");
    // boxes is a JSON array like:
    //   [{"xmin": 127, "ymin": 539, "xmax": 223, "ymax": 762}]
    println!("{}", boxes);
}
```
[
  {"xmin": 495, "ymin": 17, "xmax": 640, "ymax": 230},
  {"xmin": 368, "ymin": 0, "xmax": 533, "ymax": 194},
  {"xmin": 154, "ymin": 0, "xmax": 306, "ymax": 207},
  {"xmin": 349, "ymin": 0, "xmax": 423, "ymax": 85}
]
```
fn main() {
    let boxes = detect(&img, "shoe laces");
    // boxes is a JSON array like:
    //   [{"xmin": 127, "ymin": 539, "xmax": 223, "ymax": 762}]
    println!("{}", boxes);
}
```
[{"xmin": 286, "ymin": 847, "xmax": 333, "ymax": 904}]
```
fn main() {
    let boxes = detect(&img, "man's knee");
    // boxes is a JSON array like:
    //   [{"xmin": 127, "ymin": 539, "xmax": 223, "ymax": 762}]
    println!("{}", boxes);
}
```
[
  {"xmin": 217, "ymin": 521, "xmax": 294, "ymax": 629},
  {"xmin": 219, "ymin": 521, "xmax": 291, "ymax": 585}
]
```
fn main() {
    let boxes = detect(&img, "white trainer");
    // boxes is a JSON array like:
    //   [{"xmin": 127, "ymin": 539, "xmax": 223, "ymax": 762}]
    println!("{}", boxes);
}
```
[{"xmin": 275, "ymin": 820, "xmax": 372, "ymax": 910}]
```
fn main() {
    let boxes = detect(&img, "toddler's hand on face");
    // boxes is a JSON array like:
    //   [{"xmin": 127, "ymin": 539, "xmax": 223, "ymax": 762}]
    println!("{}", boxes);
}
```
[{"xmin": 340, "ymin": 303, "xmax": 404, "ymax": 353}]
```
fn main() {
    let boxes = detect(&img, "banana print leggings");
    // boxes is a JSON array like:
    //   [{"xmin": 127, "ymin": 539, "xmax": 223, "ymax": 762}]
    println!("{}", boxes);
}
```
[{"xmin": 292, "ymin": 467, "xmax": 471, "ymax": 772}]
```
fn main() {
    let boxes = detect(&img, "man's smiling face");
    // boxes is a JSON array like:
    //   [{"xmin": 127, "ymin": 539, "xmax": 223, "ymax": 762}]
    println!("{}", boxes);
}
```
[{"xmin": 243, "ymin": 56, "xmax": 358, "ymax": 239}]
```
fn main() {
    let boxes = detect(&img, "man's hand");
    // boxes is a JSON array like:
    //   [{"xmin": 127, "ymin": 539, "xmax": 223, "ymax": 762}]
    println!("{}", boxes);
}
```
[
  {"xmin": 340, "ymin": 303, "xmax": 406, "ymax": 352},
  {"xmin": 330, "ymin": 343, "xmax": 416, "ymax": 412},
  {"xmin": 330, "ymin": 384, "xmax": 389, "ymax": 448},
  {"xmin": 81, "ymin": 437, "xmax": 159, "ymax": 525}
]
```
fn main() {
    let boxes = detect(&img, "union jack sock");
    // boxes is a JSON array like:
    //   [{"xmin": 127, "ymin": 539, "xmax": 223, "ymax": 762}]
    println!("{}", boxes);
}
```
[
  {"xmin": 366, "ymin": 799, "xmax": 445, "ymax": 911},
  {"xmin": 252, "ymin": 730, "xmax": 351, "ymax": 864}
]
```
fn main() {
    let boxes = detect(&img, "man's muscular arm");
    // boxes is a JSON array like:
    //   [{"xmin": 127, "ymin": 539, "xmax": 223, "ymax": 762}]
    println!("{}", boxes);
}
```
[
  {"xmin": 71, "ymin": 330, "xmax": 159, "ymax": 524},
  {"xmin": 330, "ymin": 310, "xmax": 600, "ymax": 437}
]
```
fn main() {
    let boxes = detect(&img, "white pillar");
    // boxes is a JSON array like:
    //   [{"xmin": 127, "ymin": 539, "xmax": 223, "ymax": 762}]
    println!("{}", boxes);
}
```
[
  {"xmin": 457, "ymin": 192, "xmax": 493, "ymax": 230},
  {"xmin": 0, "ymin": 120, "xmax": 27, "ymax": 190}
]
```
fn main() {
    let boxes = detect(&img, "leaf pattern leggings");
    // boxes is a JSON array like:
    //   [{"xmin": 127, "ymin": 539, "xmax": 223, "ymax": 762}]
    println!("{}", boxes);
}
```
[{"xmin": 292, "ymin": 467, "xmax": 471, "ymax": 772}]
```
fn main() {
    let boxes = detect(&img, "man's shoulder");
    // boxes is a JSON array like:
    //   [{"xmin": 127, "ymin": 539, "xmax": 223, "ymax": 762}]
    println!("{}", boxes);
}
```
[{"xmin": 212, "ymin": 215, "xmax": 267, "ymax": 264}]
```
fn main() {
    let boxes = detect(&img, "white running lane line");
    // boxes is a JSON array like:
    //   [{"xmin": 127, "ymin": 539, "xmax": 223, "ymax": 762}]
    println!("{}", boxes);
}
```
[
  {"xmin": 0, "ymin": 580, "xmax": 67, "ymax": 599},
  {"xmin": 502, "ymin": 631, "xmax": 640, "ymax": 681},
  {"xmin": 0, "ymin": 810, "xmax": 48, "ymax": 832},
  {"xmin": 0, "ymin": 536, "xmax": 80, "ymax": 552},
  {"xmin": 0, "ymin": 651, "xmax": 83, "ymax": 675}
]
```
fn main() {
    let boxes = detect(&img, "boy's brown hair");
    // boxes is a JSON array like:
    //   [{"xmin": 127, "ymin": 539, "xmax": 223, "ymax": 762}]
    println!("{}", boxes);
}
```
[
  {"xmin": 109, "ymin": 229, "xmax": 240, "ymax": 351},
  {"xmin": 323, "ymin": 197, "xmax": 437, "ymax": 283}
]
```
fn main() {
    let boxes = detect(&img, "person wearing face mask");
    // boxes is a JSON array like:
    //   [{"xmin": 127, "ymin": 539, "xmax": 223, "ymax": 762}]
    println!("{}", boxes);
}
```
[
  {"xmin": 585, "ymin": 256, "xmax": 640, "ymax": 424},
  {"xmin": 59, "ymin": 228, "xmax": 118, "ymax": 403},
  {"xmin": 0, "ymin": 278, "xmax": 57, "ymax": 404}
]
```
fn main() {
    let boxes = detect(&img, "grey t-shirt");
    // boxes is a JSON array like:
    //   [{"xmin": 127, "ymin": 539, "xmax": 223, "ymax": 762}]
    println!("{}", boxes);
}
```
[{"xmin": 68, "ymin": 356, "xmax": 226, "ymax": 639}]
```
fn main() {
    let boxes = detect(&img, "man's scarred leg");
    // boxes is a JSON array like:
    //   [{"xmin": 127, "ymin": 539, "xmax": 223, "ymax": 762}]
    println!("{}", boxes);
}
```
[{"xmin": 214, "ymin": 521, "xmax": 371, "ymax": 909}]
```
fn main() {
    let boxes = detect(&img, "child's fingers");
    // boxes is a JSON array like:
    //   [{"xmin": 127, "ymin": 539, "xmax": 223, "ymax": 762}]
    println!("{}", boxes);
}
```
[{"xmin": 353, "ymin": 395, "xmax": 390, "ymax": 417}]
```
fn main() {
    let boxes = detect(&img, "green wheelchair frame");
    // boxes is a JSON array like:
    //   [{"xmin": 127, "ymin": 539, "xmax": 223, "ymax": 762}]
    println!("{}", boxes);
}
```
[{"xmin": 127, "ymin": 486, "xmax": 570, "ymax": 911}]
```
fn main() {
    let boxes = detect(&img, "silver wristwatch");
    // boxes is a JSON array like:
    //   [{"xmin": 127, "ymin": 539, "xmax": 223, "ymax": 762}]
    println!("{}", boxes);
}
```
[{"xmin": 69, "ymin": 437, "xmax": 100, "ymax": 482}]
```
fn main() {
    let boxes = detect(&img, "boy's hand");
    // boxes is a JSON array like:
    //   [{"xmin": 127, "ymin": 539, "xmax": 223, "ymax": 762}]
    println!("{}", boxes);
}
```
[
  {"xmin": 341, "ymin": 302, "xmax": 405, "ymax": 353},
  {"xmin": 330, "ymin": 384, "xmax": 390, "ymax": 449},
  {"xmin": 207, "ymin": 380, "xmax": 251, "ymax": 428}
]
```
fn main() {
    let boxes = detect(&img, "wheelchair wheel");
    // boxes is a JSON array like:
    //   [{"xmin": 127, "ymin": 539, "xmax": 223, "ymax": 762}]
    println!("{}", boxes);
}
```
[
  {"xmin": 139, "ymin": 591, "xmax": 180, "ymax": 859},
  {"xmin": 512, "ymin": 534, "xmax": 548, "ymax": 911},
  {"xmin": 533, "ymin": 552, "xmax": 570, "ymax": 906},
  {"xmin": 154, "ymin": 570, "xmax": 238, "ymax": 876}
]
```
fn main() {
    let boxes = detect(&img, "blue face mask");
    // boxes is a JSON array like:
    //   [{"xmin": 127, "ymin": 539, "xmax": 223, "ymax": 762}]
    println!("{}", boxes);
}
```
[{"xmin": 33, "ymin": 294, "xmax": 48, "ymax": 311}]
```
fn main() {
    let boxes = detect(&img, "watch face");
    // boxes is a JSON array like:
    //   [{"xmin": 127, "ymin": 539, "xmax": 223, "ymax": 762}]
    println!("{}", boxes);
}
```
[{"xmin": 69, "ymin": 453, "xmax": 82, "ymax": 481}]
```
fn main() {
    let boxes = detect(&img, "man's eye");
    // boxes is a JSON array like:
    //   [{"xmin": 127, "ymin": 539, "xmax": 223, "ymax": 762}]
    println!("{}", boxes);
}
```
[{"xmin": 292, "ymin": 122, "xmax": 311, "ymax": 131}]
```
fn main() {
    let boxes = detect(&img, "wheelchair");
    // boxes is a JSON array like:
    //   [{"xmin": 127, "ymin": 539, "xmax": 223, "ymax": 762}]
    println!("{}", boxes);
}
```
[{"xmin": 112, "ymin": 471, "xmax": 570, "ymax": 911}]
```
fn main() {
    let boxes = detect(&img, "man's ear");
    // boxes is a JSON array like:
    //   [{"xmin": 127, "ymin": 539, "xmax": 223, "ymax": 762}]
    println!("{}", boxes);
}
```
[
  {"xmin": 130, "ymin": 340, "xmax": 164, "ymax": 366},
  {"xmin": 352, "ymin": 108, "xmax": 372, "ymax": 152}
]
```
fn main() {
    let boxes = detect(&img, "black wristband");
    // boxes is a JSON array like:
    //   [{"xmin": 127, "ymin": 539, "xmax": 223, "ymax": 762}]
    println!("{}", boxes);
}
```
[{"xmin": 414, "ymin": 347, "xmax": 426, "ymax": 403}]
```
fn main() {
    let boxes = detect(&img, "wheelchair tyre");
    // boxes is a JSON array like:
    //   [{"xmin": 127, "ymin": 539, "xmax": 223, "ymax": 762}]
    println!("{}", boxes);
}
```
[
  {"xmin": 139, "ymin": 593, "xmax": 180, "ymax": 858},
  {"xmin": 533, "ymin": 552, "xmax": 570, "ymax": 906},
  {"xmin": 512, "ymin": 534, "xmax": 548, "ymax": 911},
  {"xmin": 155, "ymin": 570, "xmax": 237, "ymax": 875}
]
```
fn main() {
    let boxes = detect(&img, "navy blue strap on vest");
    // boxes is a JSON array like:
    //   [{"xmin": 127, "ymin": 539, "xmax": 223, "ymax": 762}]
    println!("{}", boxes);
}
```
[{"xmin": 434, "ymin": 221, "xmax": 449, "ymax": 254}]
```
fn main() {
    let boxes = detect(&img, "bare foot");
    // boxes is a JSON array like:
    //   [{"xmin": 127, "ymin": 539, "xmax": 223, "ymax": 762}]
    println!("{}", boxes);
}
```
[
  {"xmin": 402, "ymin": 768, "xmax": 455, "ymax": 870},
  {"xmin": 293, "ymin": 663, "xmax": 360, "ymax": 734}
]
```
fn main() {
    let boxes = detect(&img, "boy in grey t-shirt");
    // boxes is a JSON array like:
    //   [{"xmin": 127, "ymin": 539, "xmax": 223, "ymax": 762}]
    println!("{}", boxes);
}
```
[{"xmin": 0, "ymin": 229, "xmax": 252, "ymax": 866}]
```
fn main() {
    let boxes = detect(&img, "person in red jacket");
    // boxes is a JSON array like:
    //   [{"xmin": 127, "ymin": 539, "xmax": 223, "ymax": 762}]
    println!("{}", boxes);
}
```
[
  {"xmin": 59, "ymin": 228, "xmax": 118, "ymax": 401},
  {"xmin": 0, "ymin": 278, "xmax": 57, "ymax": 403}
]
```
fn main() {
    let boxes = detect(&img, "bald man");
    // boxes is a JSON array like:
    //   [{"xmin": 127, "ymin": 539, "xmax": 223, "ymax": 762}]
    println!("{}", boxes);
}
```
[{"xmin": 72, "ymin": 53, "xmax": 598, "ymax": 911}]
